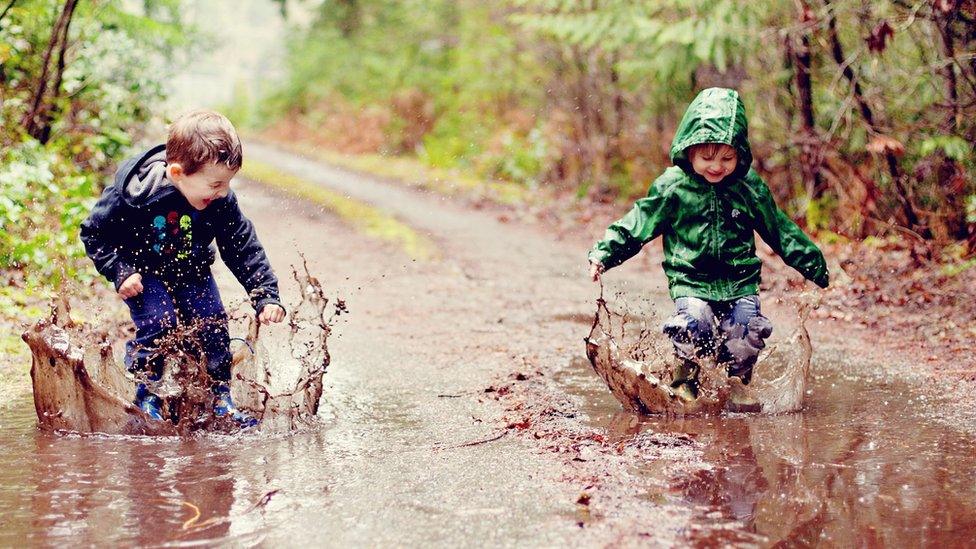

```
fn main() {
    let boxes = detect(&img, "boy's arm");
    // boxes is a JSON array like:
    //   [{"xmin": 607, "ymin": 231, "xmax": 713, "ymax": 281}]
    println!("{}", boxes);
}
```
[
  {"xmin": 79, "ymin": 186, "xmax": 139, "ymax": 290},
  {"xmin": 588, "ymin": 179, "xmax": 672, "ymax": 270},
  {"xmin": 751, "ymin": 172, "xmax": 829, "ymax": 288},
  {"xmin": 213, "ymin": 191, "xmax": 282, "ymax": 313}
]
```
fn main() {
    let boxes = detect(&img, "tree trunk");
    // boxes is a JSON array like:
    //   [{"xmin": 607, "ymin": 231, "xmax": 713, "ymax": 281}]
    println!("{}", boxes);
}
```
[
  {"xmin": 335, "ymin": 0, "xmax": 360, "ymax": 37},
  {"xmin": 935, "ymin": 8, "xmax": 961, "ymax": 132},
  {"xmin": 607, "ymin": 52, "xmax": 625, "ymax": 171},
  {"xmin": 21, "ymin": 0, "xmax": 79, "ymax": 143},
  {"xmin": 787, "ymin": 1, "xmax": 824, "ymax": 200},
  {"xmin": 37, "ymin": 0, "xmax": 78, "ymax": 144}
]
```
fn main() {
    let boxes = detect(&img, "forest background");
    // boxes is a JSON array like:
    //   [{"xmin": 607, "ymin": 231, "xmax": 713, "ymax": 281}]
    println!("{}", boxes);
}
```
[{"xmin": 1, "ymin": 0, "xmax": 975, "ymax": 359}]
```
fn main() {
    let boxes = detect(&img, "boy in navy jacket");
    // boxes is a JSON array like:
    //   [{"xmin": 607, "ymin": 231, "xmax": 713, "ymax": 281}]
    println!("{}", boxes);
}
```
[{"xmin": 81, "ymin": 110, "xmax": 285, "ymax": 424}]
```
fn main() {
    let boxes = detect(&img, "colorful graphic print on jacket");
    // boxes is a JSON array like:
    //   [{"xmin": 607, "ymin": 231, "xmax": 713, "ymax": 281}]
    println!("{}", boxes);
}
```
[{"xmin": 152, "ymin": 211, "xmax": 193, "ymax": 260}]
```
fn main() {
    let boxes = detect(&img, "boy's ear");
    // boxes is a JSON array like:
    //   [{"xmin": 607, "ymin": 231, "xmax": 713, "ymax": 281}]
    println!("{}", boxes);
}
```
[{"xmin": 167, "ymin": 163, "xmax": 184, "ymax": 182}]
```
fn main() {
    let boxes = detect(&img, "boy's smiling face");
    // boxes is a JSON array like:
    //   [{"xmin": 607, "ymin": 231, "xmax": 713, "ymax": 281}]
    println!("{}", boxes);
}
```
[
  {"xmin": 167, "ymin": 162, "xmax": 238, "ymax": 210},
  {"xmin": 689, "ymin": 143, "xmax": 737, "ymax": 184}
]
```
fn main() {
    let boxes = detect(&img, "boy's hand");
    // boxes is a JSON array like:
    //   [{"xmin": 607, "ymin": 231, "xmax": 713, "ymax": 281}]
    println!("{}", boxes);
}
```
[
  {"xmin": 118, "ymin": 273, "xmax": 144, "ymax": 299},
  {"xmin": 258, "ymin": 304, "xmax": 286, "ymax": 324},
  {"xmin": 589, "ymin": 261, "xmax": 604, "ymax": 282}
]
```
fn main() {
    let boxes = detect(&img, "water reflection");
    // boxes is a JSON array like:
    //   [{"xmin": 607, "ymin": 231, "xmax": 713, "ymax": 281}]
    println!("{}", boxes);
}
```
[
  {"xmin": 23, "ymin": 434, "xmax": 237, "ymax": 544},
  {"xmin": 606, "ymin": 372, "xmax": 976, "ymax": 546},
  {"xmin": 0, "ymin": 395, "xmax": 328, "ymax": 546}
]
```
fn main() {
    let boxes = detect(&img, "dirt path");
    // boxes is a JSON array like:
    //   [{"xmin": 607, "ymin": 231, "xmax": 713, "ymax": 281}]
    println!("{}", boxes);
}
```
[
  {"xmin": 3, "ymin": 143, "xmax": 974, "ymax": 546},
  {"xmin": 240, "ymin": 142, "xmax": 976, "ymax": 546},
  {"xmin": 228, "ymin": 142, "xmax": 702, "ymax": 544},
  {"xmin": 1, "ymin": 141, "xmax": 690, "ymax": 546}
]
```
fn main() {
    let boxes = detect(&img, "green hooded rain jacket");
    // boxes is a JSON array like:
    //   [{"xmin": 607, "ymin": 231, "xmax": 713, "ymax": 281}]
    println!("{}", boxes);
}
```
[{"xmin": 589, "ymin": 87, "xmax": 829, "ymax": 301}]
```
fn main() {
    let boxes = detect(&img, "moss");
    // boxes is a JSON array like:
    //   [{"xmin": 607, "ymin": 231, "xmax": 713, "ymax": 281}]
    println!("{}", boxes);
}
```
[
  {"xmin": 0, "ymin": 285, "xmax": 37, "ymax": 403},
  {"xmin": 816, "ymin": 230, "xmax": 850, "ymax": 245},
  {"xmin": 0, "ymin": 333, "xmax": 27, "ymax": 356},
  {"xmin": 240, "ymin": 161, "xmax": 439, "ymax": 261}
]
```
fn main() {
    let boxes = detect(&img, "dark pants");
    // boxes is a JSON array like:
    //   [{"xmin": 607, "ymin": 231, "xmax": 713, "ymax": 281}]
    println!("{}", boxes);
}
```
[
  {"xmin": 123, "ymin": 273, "xmax": 231, "ymax": 382},
  {"xmin": 663, "ymin": 295, "xmax": 772, "ymax": 385}
]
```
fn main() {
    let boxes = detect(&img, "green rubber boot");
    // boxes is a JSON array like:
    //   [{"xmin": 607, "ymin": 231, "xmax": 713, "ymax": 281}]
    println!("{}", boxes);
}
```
[
  {"xmin": 727, "ymin": 377, "xmax": 761, "ymax": 413},
  {"xmin": 670, "ymin": 359, "xmax": 700, "ymax": 402}
]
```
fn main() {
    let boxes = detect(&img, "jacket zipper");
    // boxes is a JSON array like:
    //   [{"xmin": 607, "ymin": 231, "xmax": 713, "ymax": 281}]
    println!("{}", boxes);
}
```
[{"xmin": 710, "ymin": 186, "xmax": 722, "ymax": 299}]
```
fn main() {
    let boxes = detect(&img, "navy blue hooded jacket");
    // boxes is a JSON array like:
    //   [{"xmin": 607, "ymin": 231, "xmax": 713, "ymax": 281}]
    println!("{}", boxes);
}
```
[{"xmin": 80, "ymin": 144, "xmax": 281, "ymax": 313}]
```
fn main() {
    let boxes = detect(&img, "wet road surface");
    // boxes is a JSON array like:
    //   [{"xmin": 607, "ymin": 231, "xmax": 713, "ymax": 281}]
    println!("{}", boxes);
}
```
[{"xmin": 1, "ymin": 143, "xmax": 975, "ymax": 546}]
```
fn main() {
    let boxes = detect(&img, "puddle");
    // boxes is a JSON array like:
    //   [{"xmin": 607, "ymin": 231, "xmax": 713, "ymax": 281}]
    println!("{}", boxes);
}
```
[
  {"xmin": 564, "ymin": 294, "xmax": 976, "ymax": 545},
  {"xmin": 20, "ymin": 263, "xmax": 341, "ymax": 435},
  {"xmin": 0, "ymin": 393, "xmax": 332, "ymax": 546}
]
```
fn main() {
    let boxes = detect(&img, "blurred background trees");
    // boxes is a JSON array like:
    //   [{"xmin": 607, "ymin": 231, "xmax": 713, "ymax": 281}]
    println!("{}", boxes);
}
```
[
  {"xmin": 256, "ymin": 0, "xmax": 975, "ymax": 254},
  {"xmin": 2, "ymin": 0, "xmax": 974, "ymax": 291}
]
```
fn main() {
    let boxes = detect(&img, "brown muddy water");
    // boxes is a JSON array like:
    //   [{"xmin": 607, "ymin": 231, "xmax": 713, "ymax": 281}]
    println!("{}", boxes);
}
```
[
  {"xmin": 3, "ymin": 281, "xmax": 976, "ymax": 546},
  {"xmin": 561, "ymin": 348, "xmax": 976, "ymax": 546},
  {"xmin": 569, "ymin": 291, "xmax": 976, "ymax": 545},
  {"xmin": 20, "ymin": 266, "xmax": 334, "ymax": 436},
  {"xmin": 585, "ymin": 288, "xmax": 815, "ymax": 416}
]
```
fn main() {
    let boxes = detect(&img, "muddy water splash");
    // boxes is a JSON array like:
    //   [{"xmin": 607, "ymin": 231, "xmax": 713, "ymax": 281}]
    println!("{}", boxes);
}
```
[
  {"xmin": 584, "ymin": 287, "xmax": 815, "ymax": 415},
  {"xmin": 21, "ymin": 264, "xmax": 340, "ymax": 435}
]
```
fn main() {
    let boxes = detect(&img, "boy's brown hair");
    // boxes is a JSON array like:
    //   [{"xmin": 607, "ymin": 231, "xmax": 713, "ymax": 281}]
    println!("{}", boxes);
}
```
[
  {"xmin": 166, "ymin": 110, "xmax": 243, "ymax": 175},
  {"xmin": 687, "ymin": 142, "xmax": 735, "ymax": 159}
]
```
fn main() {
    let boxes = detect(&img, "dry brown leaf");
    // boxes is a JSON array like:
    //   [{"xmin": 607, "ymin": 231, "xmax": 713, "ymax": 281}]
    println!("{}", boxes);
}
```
[{"xmin": 866, "ymin": 135, "xmax": 905, "ymax": 157}]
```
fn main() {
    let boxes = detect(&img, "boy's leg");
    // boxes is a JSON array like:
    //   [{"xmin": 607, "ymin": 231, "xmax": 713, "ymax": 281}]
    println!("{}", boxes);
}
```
[
  {"xmin": 716, "ymin": 295, "xmax": 772, "ymax": 385},
  {"xmin": 171, "ymin": 275, "xmax": 231, "ymax": 382},
  {"xmin": 123, "ymin": 274, "xmax": 177, "ymax": 419},
  {"xmin": 123, "ymin": 274, "xmax": 178, "ymax": 381},
  {"xmin": 172, "ymin": 276, "xmax": 257, "ymax": 426},
  {"xmin": 663, "ymin": 297, "xmax": 717, "ymax": 388}
]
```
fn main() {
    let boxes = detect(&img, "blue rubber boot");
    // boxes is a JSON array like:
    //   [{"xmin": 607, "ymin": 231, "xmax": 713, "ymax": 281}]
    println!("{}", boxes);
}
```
[
  {"xmin": 213, "ymin": 384, "xmax": 258, "ymax": 428},
  {"xmin": 134, "ymin": 383, "xmax": 164, "ymax": 421}
]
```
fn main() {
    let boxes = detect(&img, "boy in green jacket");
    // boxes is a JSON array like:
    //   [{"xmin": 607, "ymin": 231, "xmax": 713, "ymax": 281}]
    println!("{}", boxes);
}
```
[{"xmin": 588, "ymin": 88, "xmax": 829, "ymax": 407}]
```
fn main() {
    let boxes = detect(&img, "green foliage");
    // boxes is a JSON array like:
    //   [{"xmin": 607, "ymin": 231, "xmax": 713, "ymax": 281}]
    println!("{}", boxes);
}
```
[
  {"xmin": 258, "ymin": 1, "xmax": 545, "ymax": 179},
  {"xmin": 0, "ymin": 141, "xmax": 94, "ymax": 285},
  {"xmin": 511, "ymin": 0, "xmax": 773, "ymax": 109},
  {"xmin": 261, "ymin": 0, "xmax": 976, "ymax": 242},
  {"xmin": 0, "ymin": 0, "xmax": 190, "ymax": 288},
  {"xmin": 481, "ymin": 128, "xmax": 549, "ymax": 188},
  {"xmin": 267, "ymin": 0, "xmax": 460, "ymax": 109},
  {"xmin": 918, "ymin": 136, "xmax": 972, "ymax": 163},
  {"xmin": 803, "ymin": 195, "xmax": 837, "ymax": 234},
  {"xmin": 419, "ymin": 108, "xmax": 489, "ymax": 169},
  {"xmin": 940, "ymin": 256, "xmax": 976, "ymax": 278}
]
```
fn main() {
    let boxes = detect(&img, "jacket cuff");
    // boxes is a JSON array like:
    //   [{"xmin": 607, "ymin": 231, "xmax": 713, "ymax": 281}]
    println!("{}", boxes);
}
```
[
  {"xmin": 254, "ymin": 297, "xmax": 284, "ymax": 315},
  {"xmin": 249, "ymin": 286, "xmax": 282, "ymax": 314},
  {"xmin": 812, "ymin": 269, "xmax": 830, "ymax": 289},
  {"xmin": 113, "ymin": 262, "xmax": 138, "ymax": 291},
  {"xmin": 588, "ymin": 249, "xmax": 610, "ymax": 268}
]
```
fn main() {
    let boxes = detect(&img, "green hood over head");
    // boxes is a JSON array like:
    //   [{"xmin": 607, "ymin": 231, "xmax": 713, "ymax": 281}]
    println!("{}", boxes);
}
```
[{"xmin": 669, "ymin": 87, "xmax": 753, "ymax": 182}]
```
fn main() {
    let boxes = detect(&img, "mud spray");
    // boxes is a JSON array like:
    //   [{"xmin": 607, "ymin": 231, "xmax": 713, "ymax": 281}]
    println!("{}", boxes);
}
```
[
  {"xmin": 584, "ymin": 285, "xmax": 815, "ymax": 416},
  {"xmin": 21, "ymin": 262, "xmax": 343, "ymax": 436}
]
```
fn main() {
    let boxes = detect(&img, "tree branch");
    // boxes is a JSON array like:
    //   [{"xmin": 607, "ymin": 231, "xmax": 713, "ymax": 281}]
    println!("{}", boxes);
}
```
[
  {"xmin": 21, "ymin": 0, "xmax": 79, "ymax": 143},
  {"xmin": 822, "ymin": 0, "xmax": 920, "ymax": 229},
  {"xmin": 0, "ymin": 0, "xmax": 17, "ymax": 30}
]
